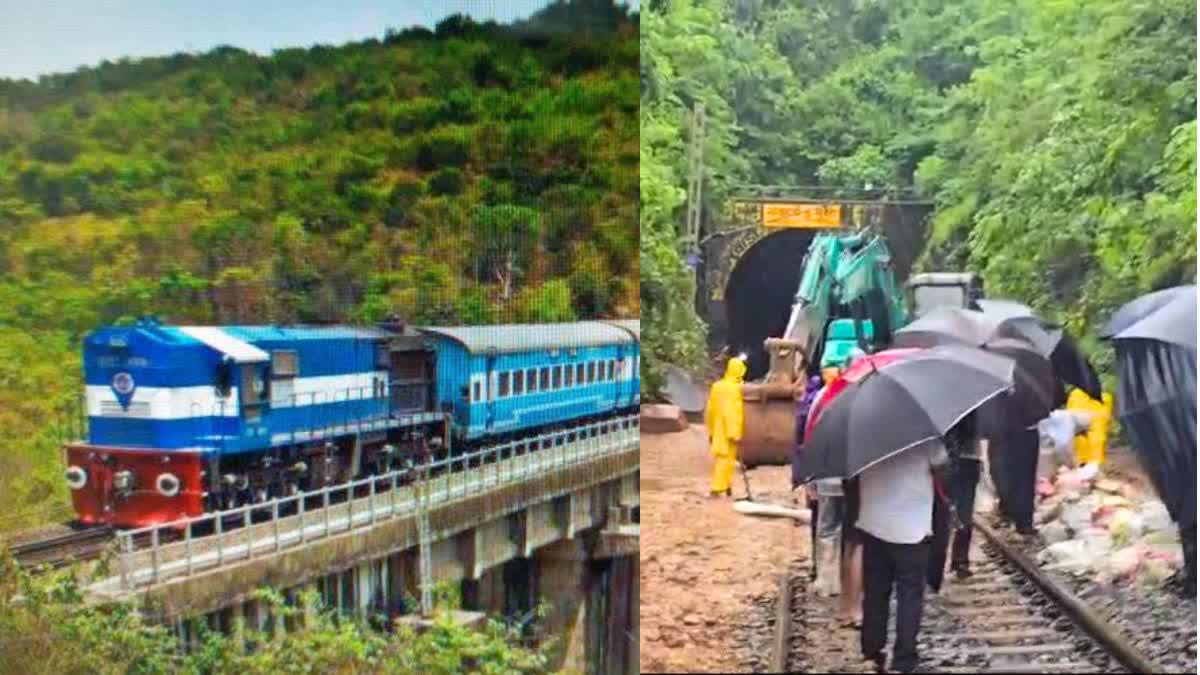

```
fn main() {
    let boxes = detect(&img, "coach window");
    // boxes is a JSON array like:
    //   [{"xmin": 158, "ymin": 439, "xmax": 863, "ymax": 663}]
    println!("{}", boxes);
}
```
[
  {"xmin": 552, "ymin": 365, "xmax": 562, "ymax": 389},
  {"xmin": 609, "ymin": 359, "xmax": 616, "ymax": 380},
  {"xmin": 616, "ymin": 360, "xmax": 625, "ymax": 380},
  {"xmin": 513, "ymin": 370, "xmax": 524, "ymax": 395},
  {"xmin": 575, "ymin": 363, "xmax": 585, "ymax": 385},
  {"xmin": 587, "ymin": 361, "xmax": 596, "ymax": 383},
  {"xmin": 499, "ymin": 372, "xmax": 510, "ymax": 398},
  {"xmin": 564, "ymin": 364, "xmax": 574, "ymax": 387},
  {"xmin": 539, "ymin": 367, "xmax": 550, "ymax": 390},
  {"xmin": 526, "ymin": 368, "xmax": 538, "ymax": 393}
]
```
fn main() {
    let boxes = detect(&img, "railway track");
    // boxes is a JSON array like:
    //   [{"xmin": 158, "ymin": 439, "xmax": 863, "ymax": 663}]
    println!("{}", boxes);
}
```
[
  {"xmin": 8, "ymin": 525, "xmax": 116, "ymax": 569},
  {"xmin": 772, "ymin": 517, "xmax": 1163, "ymax": 674}
]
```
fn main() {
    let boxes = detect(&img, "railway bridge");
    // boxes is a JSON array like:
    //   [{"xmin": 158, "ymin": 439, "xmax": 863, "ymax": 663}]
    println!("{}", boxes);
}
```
[{"xmin": 84, "ymin": 417, "xmax": 640, "ymax": 675}]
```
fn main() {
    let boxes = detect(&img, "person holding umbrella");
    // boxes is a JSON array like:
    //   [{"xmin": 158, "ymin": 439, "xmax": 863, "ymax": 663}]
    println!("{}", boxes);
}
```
[
  {"xmin": 928, "ymin": 413, "xmax": 982, "ymax": 592},
  {"xmin": 794, "ymin": 344, "xmax": 1015, "ymax": 673}
]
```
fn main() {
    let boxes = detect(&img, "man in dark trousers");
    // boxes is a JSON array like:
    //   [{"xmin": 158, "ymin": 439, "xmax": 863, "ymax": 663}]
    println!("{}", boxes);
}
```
[
  {"xmin": 928, "ymin": 415, "xmax": 982, "ymax": 591},
  {"xmin": 857, "ymin": 438, "xmax": 949, "ymax": 674},
  {"xmin": 979, "ymin": 408, "xmax": 1038, "ymax": 535}
]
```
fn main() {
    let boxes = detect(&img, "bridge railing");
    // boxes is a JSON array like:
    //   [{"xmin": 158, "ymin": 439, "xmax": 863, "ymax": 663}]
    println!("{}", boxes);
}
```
[{"xmin": 112, "ymin": 415, "xmax": 639, "ymax": 590}]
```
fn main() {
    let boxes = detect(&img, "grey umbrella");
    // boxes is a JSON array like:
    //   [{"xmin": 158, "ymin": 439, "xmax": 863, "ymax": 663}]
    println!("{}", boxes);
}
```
[
  {"xmin": 793, "ymin": 345, "xmax": 1015, "ymax": 482},
  {"xmin": 902, "ymin": 304, "xmax": 1102, "ymax": 399},
  {"xmin": 1100, "ymin": 285, "xmax": 1196, "ymax": 353}
]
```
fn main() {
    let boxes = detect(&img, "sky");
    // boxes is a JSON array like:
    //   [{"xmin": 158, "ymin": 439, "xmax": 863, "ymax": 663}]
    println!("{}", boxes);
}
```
[{"xmin": 0, "ymin": 1, "xmax": 638, "ymax": 81}]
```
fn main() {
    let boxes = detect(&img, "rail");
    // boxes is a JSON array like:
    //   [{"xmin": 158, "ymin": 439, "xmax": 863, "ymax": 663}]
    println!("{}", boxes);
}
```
[{"xmin": 113, "ymin": 415, "xmax": 639, "ymax": 590}]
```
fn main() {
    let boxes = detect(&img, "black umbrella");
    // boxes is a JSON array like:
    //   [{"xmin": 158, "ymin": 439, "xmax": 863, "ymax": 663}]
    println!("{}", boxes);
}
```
[
  {"xmin": 901, "ymin": 304, "xmax": 1102, "ymax": 399},
  {"xmin": 984, "ymin": 338, "xmax": 1067, "ymax": 429},
  {"xmin": 976, "ymin": 298, "xmax": 1103, "ymax": 398},
  {"xmin": 1100, "ymin": 285, "xmax": 1196, "ymax": 353},
  {"xmin": 895, "ymin": 308, "xmax": 1064, "ymax": 420},
  {"xmin": 1102, "ymin": 285, "xmax": 1198, "ymax": 582},
  {"xmin": 794, "ymin": 345, "xmax": 1015, "ymax": 482}
]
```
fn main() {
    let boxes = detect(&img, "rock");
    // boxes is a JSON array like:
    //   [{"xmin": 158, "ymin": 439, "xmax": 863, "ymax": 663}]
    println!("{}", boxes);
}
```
[
  {"xmin": 1137, "ymin": 501, "xmax": 1173, "ymax": 533},
  {"xmin": 1099, "ymin": 546, "xmax": 1143, "ymax": 583},
  {"xmin": 641, "ymin": 404, "xmax": 689, "ymax": 433},
  {"xmin": 1138, "ymin": 556, "xmax": 1177, "ymax": 586},
  {"xmin": 645, "ymin": 627, "xmax": 661, "ymax": 642},
  {"xmin": 682, "ymin": 614, "xmax": 702, "ymax": 626},
  {"xmin": 1037, "ymin": 499, "xmax": 1064, "ymax": 525},
  {"xmin": 662, "ymin": 631, "xmax": 688, "ymax": 649},
  {"xmin": 1042, "ymin": 521, "xmax": 1071, "ymax": 544},
  {"xmin": 1106, "ymin": 509, "xmax": 1145, "ymax": 547},
  {"xmin": 1062, "ymin": 496, "xmax": 1100, "ymax": 535}
]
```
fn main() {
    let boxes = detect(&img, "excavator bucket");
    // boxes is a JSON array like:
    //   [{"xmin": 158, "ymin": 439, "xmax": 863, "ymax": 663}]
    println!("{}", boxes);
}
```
[{"xmin": 739, "ymin": 338, "xmax": 806, "ymax": 467}]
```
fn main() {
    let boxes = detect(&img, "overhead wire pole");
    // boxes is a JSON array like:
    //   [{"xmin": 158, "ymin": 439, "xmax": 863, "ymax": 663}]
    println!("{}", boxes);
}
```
[{"xmin": 683, "ymin": 102, "xmax": 706, "ymax": 279}]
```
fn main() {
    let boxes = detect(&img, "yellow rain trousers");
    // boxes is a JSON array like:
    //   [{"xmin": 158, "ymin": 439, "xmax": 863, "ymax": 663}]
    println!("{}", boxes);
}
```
[
  {"xmin": 706, "ymin": 358, "xmax": 746, "ymax": 494},
  {"xmin": 1067, "ymin": 388, "xmax": 1113, "ymax": 466}
]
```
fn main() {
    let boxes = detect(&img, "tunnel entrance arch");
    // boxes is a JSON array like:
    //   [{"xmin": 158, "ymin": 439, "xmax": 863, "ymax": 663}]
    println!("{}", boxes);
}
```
[
  {"xmin": 723, "ymin": 229, "xmax": 818, "ymax": 380},
  {"xmin": 697, "ymin": 198, "xmax": 934, "ymax": 380}
]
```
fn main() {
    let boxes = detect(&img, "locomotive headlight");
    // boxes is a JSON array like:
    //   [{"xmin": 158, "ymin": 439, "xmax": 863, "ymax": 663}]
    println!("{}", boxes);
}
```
[
  {"xmin": 156, "ymin": 473, "xmax": 181, "ymax": 497},
  {"xmin": 65, "ymin": 466, "xmax": 87, "ymax": 490},
  {"xmin": 112, "ymin": 470, "xmax": 135, "ymax": 492}
]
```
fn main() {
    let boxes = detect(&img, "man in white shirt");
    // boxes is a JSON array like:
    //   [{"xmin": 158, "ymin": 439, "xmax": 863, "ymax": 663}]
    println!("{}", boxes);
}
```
[{"xmin": 857, "ymin": 437, "xmax": 949, "ymax": 674}]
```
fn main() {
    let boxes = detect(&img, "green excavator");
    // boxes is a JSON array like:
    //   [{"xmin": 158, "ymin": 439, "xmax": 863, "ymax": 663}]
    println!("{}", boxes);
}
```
[{"xmin": 739, "ymin": 229, "xmax": 984, "ymax": 466}]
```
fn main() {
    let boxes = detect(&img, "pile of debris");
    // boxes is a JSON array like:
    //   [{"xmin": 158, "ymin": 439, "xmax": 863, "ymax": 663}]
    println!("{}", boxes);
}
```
[{"xmin": 1034, "ymin": 466, "xmax": 1182, "ymax": 585}]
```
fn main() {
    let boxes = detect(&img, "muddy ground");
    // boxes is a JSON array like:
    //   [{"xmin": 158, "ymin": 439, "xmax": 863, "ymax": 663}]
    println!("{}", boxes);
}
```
[{"xmin": 639, "ymin": 422, "xmax": 807, "ymax": 673}]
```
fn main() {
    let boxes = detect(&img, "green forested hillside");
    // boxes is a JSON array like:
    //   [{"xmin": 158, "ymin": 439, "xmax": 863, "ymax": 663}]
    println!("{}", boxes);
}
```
[
  {"xmin": 641, "ymin": 0, "xmax": 1195, "ymax": 394},
  {"xmin": 0, "ymin": 7, "xmax": 638, "ymax": 530}
]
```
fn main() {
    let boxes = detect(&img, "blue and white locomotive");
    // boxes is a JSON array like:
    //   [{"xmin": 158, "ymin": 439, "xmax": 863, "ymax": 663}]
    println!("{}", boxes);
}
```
[{"xmin": 65, "ymin": 318, "xmax": 638, "ymax": 527}]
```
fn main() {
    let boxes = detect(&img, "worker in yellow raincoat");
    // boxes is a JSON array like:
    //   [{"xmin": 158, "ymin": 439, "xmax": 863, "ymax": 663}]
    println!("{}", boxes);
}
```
[
  {"xmin": 1067, "ymin": 388, "xmax": 1113, "ymax": 467},
  {"xmin": 706, "ymin": 356, "xmax": 746, "ymax": 497}
]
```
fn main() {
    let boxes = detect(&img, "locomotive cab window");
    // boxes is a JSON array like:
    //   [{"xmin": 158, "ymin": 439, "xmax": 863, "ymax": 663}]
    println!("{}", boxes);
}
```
[
  {"xmin": 499, "ymin": 372, "xmax": 510, "ymax": 397},
  {"xmin": 514, "ymin": 370, "xmax": 524, "ymax": 395},
  {"xmin": 472, "ymin": 381, "xmax": 481, "ymax": 403},
  {"xmin": 241, "ymin": 364, "xmax": 266, "ymax": 422},
  {"xmin": 271, "ymin": 350, "xmax": 299, "ymax": 378},
  {"xmin": 214, "ymin": 361, "xmax": 234, "ymax": 399},
  {"xmin": 526, "ymin": 368, "xmax": 538, "ymax": 392}
]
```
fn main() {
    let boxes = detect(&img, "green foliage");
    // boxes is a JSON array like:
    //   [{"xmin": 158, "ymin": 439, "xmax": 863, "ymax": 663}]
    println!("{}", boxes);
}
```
[
  {"xmin": 643, "ymin": 0, "xmax": 1195, "ymax": 398},
  {"xmin": 0, "ymin": 554, "xmax": 550, "ymax": 674},
  {"xmin": 0, "ymin": 2, "xmax": 638, "ymax": 531}
]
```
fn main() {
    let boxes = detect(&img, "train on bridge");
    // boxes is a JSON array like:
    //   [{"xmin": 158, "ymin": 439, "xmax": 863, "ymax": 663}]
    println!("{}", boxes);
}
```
[{"xmin": 64, "ymin": 318, "xmax": 639, "ymax": 528}]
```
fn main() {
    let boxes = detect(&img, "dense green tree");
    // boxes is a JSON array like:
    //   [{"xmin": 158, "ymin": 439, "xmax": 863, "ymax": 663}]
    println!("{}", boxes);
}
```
[
  {"xmin": 642, "ymin": 0, "xmax": 1194, "ymax": 397},
  {"xmin": 0, "ymin": 0, "xmax": 638, "ymax": 532}
]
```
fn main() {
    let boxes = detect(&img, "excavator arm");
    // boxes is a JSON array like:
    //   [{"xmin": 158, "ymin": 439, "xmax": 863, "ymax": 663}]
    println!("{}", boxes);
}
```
[{"xmin": 773, "ymin": 231, "xmax": 908, "ymax": 378}]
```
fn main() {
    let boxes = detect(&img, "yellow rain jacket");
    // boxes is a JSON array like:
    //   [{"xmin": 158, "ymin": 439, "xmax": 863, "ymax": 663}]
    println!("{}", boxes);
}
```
[
  {"xmin": 1067, "ymin": 388, "xmax": 1113, "ymax": 466},
  {"xmin": 706, "ymin": 357, "xmax": 746, "ymax": 494}
]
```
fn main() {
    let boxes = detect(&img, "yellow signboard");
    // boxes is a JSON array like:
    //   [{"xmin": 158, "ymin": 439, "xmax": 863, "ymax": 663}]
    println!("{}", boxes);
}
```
[{"xmin": 762, "ymin": 203, "xmax": 842, "ymax": 229}]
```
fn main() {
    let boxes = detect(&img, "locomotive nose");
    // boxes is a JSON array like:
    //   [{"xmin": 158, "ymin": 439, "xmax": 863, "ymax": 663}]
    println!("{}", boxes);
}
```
[{"xmin": 65, "ymin": 466, "xmax": 87, "ymax": 490}]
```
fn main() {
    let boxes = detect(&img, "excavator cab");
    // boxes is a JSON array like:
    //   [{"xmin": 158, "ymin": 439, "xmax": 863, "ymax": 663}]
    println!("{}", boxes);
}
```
[
  {"xmin": 821, "ymin": 319, "xmax": 875, "ymax": 369},
  {"xmin": 906, "ymin": 272, "xmax": 984, "ymax": 317}
]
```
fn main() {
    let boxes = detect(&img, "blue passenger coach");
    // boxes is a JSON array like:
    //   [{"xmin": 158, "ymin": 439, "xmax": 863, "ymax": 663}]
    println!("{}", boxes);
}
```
[{"xmin": 422, "ymin": 321, "xmax": 640, "ymax": 444}]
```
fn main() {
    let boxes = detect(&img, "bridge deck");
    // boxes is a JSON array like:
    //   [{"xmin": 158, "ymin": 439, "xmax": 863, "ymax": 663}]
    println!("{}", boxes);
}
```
[{"xmin": 87, "ymin": 418, "xmax": 640, "ymax": 615}]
